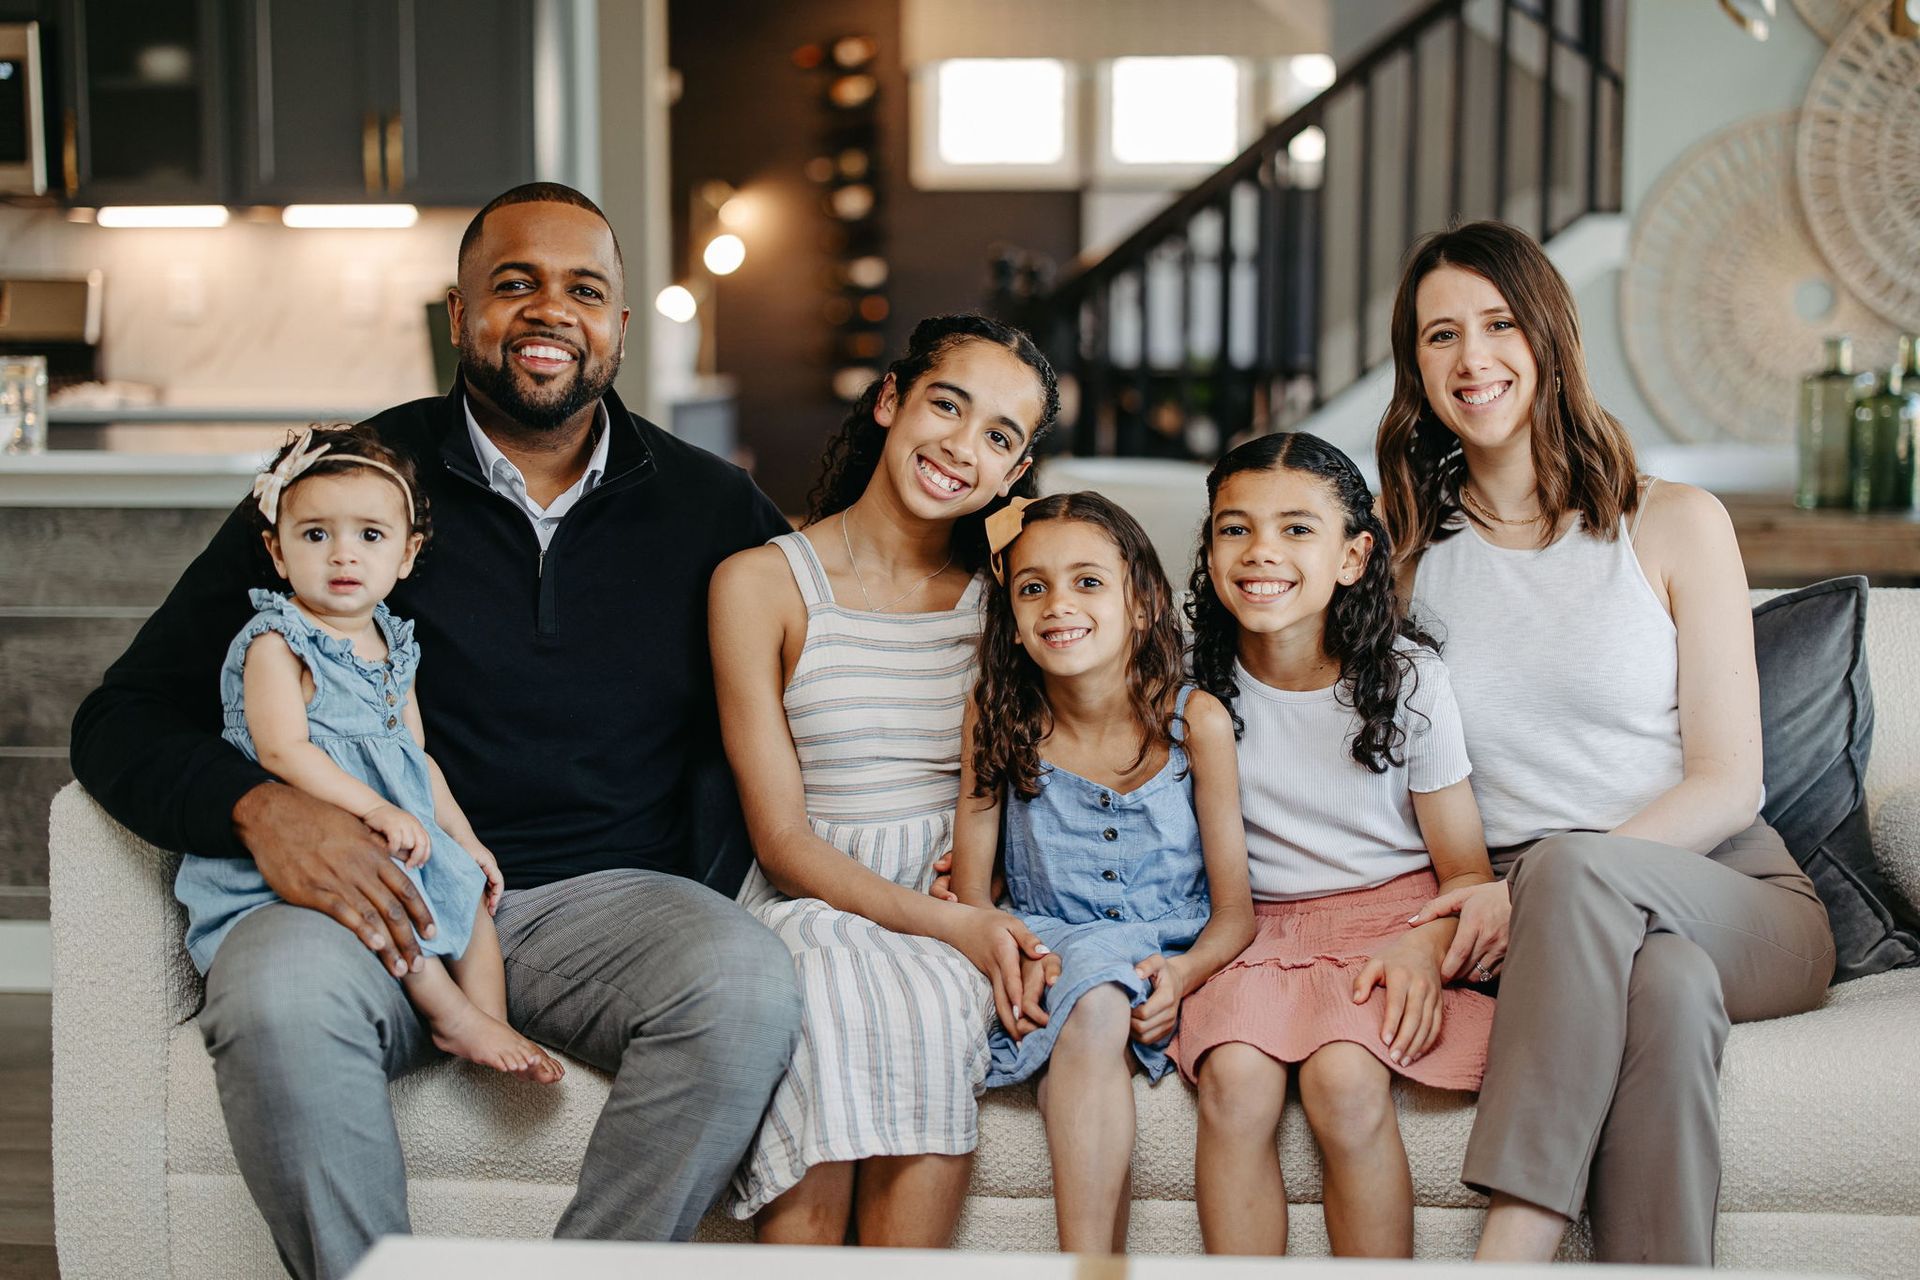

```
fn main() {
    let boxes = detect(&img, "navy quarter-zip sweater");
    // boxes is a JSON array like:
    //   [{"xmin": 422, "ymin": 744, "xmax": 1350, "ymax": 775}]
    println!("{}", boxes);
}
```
[{"xmin": 70, "ymin": 381, "xmax": 791, "ymax": 893}]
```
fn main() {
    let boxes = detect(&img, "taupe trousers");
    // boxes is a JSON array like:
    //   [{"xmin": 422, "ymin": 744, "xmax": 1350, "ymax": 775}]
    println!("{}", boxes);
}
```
[{"xmin": 1462, "ymin": 822, "xmax": 1834, "ymax": 1265}]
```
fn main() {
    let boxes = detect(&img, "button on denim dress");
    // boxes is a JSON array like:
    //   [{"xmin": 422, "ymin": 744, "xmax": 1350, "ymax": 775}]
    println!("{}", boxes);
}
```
[
  {"xmin": 988, "ymin": 685, "xmax": 1211, "ymax": 1086},
  {"xmin": 174, "ymin": 589, "xmax": 485, "ymax": 974}
]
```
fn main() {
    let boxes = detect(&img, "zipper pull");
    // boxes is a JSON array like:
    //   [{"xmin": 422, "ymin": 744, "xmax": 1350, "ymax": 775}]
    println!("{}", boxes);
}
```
[{"xmin": 538, "ymin": 548, "xmax": 546, "ymax": 578}]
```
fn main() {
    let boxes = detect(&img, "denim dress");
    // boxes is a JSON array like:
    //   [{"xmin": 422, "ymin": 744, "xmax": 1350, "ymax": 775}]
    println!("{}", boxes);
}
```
[
  {"xmin": 173, "ymin": 589, "xmax": 486, "ymax": 974},
  {"xmin": 988, "ymin": 685, "xmax": 1211, "ymax": 1086}
]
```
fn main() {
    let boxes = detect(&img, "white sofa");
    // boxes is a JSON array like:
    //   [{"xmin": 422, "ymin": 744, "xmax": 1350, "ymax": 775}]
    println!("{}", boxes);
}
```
[{"xmin": 50, "ymin": 591, "xmax": 1920, "ymax": 1279}]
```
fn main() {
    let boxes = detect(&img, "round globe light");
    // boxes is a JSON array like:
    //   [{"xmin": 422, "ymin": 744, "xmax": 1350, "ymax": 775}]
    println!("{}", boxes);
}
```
[
  {"xmin": 654, "ymin": 284, "xmax": 698, "ymax": 324},
  {"xmin": 703, "ymin": 233, "xmax": 747, "ymax": 276}
]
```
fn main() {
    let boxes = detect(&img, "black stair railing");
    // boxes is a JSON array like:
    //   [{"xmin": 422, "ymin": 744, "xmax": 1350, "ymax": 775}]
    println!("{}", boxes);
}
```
[{"xmin": 1032, "ymin": 0, "xmax": 1625, "ymax": 460}]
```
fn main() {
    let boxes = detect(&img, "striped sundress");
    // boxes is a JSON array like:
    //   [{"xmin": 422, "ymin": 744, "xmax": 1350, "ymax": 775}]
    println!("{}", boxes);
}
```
[{"xmin": 727, "ymin": 530, "xmax": 996, "ymax": 1219}]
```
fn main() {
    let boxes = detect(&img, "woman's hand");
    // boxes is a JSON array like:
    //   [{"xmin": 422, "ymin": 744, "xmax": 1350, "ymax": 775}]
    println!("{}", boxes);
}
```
[
  {"xmin": 1351, "ymin": 935, "xmax": 1445, "ymax": 1065},
  {"xmin": 950, "ymin": 907, "xmax": 1051, "ymax": 1033},
  {"xmin": 1130, "ymin": 954, "xmax": 1190, "ymax": 1045},
  {"xmin": 361, "ymin": 803, "xmax": 432, "ymax": 868},
  {"xmin": 1411, "ymin": 879, "xmax": 1511, "ymax": 982}
]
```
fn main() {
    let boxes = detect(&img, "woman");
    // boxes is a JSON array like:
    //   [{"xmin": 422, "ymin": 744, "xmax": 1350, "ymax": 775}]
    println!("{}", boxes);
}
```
[
  {"xmin": 1375, "ymin": 221, "xmax": 1835, "ymax": 1265},
  {"xmin": 709, "ymin": 314, "xmax": 1059, "ymax": 1245}
]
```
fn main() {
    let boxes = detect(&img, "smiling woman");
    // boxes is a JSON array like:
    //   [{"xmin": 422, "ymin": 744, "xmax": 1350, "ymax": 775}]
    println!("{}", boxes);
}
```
[{"xmin": 1375, "ymin": 222, "xmax": 1835, "ymax": 1267}]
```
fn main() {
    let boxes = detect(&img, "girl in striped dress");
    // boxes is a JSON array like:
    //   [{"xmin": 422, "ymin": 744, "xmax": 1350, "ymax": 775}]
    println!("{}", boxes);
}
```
[
  {"xmin": 709, "ymin": 315, "xmax": 1060, "ymax": 1244},
  {"xmin": 1172, "ymin": 431, "xmax": 1498, "ymax": 1258}
]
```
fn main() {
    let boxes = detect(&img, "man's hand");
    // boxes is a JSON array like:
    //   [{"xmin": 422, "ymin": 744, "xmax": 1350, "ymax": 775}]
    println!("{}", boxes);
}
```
[{"xmin": 233, "ymin": 782, "xmax": 437, "ymax": 978}]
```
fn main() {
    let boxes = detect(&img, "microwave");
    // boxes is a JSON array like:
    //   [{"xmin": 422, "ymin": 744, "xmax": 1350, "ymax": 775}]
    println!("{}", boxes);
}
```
[{"xmin": 0, "ymin": 22, "xmax": 44, "ymax": 196}]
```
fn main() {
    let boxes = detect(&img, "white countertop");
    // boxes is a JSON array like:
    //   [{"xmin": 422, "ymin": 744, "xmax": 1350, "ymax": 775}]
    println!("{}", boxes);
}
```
[{"xmin": 0, "ymin": 450, "xmax": 261, "ymax": 507}]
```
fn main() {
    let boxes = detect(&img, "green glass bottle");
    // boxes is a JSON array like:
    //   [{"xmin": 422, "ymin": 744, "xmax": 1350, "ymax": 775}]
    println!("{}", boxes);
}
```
[
  {"xmin": 1851, "ymin": 334, "xmax": 1920, "ymax": 513},
  {"xmin": 1798, "ymin": 336, "xmax": 1870, "ymax": 509}
]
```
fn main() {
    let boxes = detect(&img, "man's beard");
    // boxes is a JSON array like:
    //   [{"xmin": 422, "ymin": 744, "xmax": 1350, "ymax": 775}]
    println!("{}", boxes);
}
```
[{"xmin": 460, "ymin": 335, "xmax": 620, "ymax": 431}]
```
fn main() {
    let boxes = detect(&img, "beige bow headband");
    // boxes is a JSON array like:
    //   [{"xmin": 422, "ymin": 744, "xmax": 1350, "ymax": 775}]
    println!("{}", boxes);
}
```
[
  {"xmin": 985, "ymin": 495, "xmax": 1038, "ymax": 585},
  {"xmin": 252, "ymin": 428, "xmax": 416, "ymax": 526}
]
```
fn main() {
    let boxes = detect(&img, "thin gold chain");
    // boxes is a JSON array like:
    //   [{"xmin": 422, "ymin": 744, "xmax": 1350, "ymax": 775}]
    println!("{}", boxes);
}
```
[
  {"xmin": 1460, "ymin": 482, "xmax": 1543, "ymax": 527},
  {"xmin": 840, "ymin": 511, "xmax": 952, "ymax": 613}
]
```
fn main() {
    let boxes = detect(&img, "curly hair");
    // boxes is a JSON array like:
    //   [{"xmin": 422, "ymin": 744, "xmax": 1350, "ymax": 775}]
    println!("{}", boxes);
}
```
[
  {"xmin": 971, "ymin": 492, "xmax": 1186, "ymax": 802},
  {"xmin": 1185, "ymin": 431, "xmax": 1433, "ymax": 774},
  {"xmin": 806, "ymin": 313, "xmax": 1060, "ymax": 572},
  {"xmin": 1376, "ymin": 220, "xmax": 1639, "ymax": 567},
  {"xmin": 247, "ymin": 423, "xmax": 430, "ymax": 559}
]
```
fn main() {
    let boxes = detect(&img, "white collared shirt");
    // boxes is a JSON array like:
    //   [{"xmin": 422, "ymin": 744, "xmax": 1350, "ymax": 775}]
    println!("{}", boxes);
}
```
[{"xmin": 463, "ymin": 398, "xmax": 612, "ymax": 551}]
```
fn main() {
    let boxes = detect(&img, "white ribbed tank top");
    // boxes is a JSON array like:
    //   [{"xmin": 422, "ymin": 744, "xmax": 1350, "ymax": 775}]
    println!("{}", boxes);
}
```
[{"xmin": 1410, "ymin": 492, "xmax": 1682, "ymax": 848}]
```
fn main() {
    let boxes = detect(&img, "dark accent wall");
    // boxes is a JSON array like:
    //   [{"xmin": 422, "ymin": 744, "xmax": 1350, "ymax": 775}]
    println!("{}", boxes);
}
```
[{"xmin": 668, "ymin": 0, "xmax": 1081, "ymax": 513}]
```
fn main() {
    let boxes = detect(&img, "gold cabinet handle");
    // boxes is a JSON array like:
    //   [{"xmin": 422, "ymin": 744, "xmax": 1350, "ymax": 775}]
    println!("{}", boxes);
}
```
[
  {"xmin": 384, "ymin": 112, "xmax": 403, "ymax": 193},
  {"xmin": 363, "ymin": 111, "xmax": 381, "ymax": 194},
  {"xmin": 62, "ymin": 108, "xmax": 78, "ymax": 197}
]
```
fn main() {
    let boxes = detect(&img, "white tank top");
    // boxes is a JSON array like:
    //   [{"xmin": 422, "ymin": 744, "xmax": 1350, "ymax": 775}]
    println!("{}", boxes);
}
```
[{"xmin": 1410, "ymin": 491, "xmax": 1684, "ymax": 848}]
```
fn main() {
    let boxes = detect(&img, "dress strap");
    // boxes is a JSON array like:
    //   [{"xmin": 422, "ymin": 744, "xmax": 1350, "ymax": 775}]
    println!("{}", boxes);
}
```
[
  {"xmin": 772, "ymin": 531, "xmax": 833, "ymax": 608},
  {"xmin": 1169, "ymin": 683, "xmax": 1196, "ymax": 745},
  {"xmin": 1628, "ymin": 475, "xmax": 1658, "ymax": 543}
]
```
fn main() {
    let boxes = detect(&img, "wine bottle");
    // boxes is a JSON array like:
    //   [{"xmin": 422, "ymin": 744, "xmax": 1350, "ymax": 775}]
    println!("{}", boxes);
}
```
[
  {"xmin": 1851, "ymin": 334, "xmax": 1920, "ymax": 513},
  {"xmin": 1798, "ymin": 336, "xmax": 1869, "ymax": 509}
]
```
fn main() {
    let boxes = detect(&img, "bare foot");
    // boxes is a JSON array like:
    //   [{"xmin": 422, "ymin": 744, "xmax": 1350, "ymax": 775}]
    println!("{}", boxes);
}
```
[{"xmin": 429, "ymin": 1003, "xmax": 566, "ymax": 1084}]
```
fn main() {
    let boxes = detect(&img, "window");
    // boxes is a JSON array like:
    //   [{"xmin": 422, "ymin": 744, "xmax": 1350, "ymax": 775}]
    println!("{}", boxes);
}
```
[
  {"xmin": 1107, "ymin": 57, "xmax": 1241, "ymax": 167},
  {"xmin": 910, "ymin": 58, "xmax": 1079, "ymax": 189}
]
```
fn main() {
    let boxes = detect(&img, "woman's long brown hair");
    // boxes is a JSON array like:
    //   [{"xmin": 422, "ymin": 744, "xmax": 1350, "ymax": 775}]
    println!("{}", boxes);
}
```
[
  {"xmin": 971, "ymin": 493, "xmax": 1186, "ymax": 802},
  {"xmin": 1375, "ymin": 220, "xmax": 1639, "ymax": 567}
]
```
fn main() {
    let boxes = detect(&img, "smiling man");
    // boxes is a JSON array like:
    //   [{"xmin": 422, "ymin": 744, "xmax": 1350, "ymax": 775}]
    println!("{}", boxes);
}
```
[{"xmin": 70, "ymin": 184, "xmax": 801, "ymax": 1279}]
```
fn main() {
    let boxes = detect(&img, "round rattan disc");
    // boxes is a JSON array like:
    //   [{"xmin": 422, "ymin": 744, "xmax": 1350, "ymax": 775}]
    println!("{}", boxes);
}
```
[
  {"xmin": 1624, "ymin": 114, "xmax": 1895, "ymax": 444},
  {"xmin": 1790, "ymin": 0, "xmax": 1874, "ymax": 42},
  {"xmin": 1797, "ymin": 6, "xmax": 1920, "ymax": 329}
]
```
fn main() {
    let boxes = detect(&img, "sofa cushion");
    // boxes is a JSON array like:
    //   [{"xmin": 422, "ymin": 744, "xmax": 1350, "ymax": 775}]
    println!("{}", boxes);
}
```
[
  {"xmin": 162, "ymin": 968, "xmax": 1920, "ymax": 1218},
  {"xmin": 1754, "ymin": 576, "xmax": 1920, "ymax": 981}
]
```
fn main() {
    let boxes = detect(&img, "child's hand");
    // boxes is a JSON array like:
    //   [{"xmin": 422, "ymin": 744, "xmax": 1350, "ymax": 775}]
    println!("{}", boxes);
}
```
[
  {"xmin": 928, "ymin": 850, "xmax": 958, "ymax": 902},
  {"xmin": 361, "ymin": 803, "xmax": 432, "ymax": 868},
  {"xmin": 1008, "ymin": 951, "xmax": 1062, "ymax": 1041},
  {"xmin": 1130, "ymin": 953, "xmax": 1189, "ymax": 1044},
  {"xmin": 1352, "ymin": 936, "xmax": 1444, "ymax": 1066},
  {"xmin": 1411, "ymin": 879, "xmax": 1511, "ymax": 983},
  {"xmin": 463, "ymin": 840, "xmax": 505, "ymax": 915}
]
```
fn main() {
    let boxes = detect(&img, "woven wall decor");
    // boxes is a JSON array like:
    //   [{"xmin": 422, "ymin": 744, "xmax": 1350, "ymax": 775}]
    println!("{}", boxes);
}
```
[
  {"xmin": 1797, "ymin": 6, "xmax": 1920, "ymax": 329},
  {"xmin": 1790, "ymin": 0, "xmax": 1874, "ymax": 42},
  {"xmin": 1624, "ymin": 114, "xmax": 1895, "ymax": 443}
]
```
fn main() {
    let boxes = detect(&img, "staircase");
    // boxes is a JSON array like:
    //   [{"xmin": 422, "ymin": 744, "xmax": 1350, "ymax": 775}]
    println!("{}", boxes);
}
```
[{"xmin": 1032, "ymin": 0, "xmax": 1626, "ymax": 461}]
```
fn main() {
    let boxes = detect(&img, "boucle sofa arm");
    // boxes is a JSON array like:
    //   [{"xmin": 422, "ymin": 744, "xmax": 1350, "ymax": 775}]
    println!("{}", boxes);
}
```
[
  {"xmin": 50, "ymin": 781, "xmax": 200, "ymax": 1280},
  {"xmin": 1870, "ymin": 783, "xmax": 1920, "ymax": 920}
]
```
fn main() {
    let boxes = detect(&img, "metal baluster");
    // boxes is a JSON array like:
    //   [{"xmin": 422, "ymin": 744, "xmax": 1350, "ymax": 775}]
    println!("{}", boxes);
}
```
[
  {"xmin": 1495, "ymin": 0, "xmax": 1513, "ymax": 219},
  {"xmin": 1217, "ymin": 192, "xmax": 1237, "ymax": 442},
  {"xmin": 1450, "ymin": 5, "xmax": 1467, "ymax": 219},
  {"xmin": 1357, "ymin": 75, "xmax": 1374, "ymax": 380},
  {"xmin": 1585, "ymin": 0, "xmax": 1602, "ymax": 216},
  {"xmin": 1176, "ymin": 232, "xmax": 1195, "ymax": 448},
  {"xmin": 1405, "ymin": 43, "xmax": 1421, "ymax": 255},
  {"xmin": 1540, "ymin": 0, "xmax": 1556, "ymax": 237}
]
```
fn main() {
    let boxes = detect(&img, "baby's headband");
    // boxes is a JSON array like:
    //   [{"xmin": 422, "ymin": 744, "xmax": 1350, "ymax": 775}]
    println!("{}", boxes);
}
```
[
  {"xmin": 252, "ymin": 427, "xmax": 416, "ymax": 526},
  {"xmin": 985, "ymin": 495, "xmax": 1038, "ymax": 586}
]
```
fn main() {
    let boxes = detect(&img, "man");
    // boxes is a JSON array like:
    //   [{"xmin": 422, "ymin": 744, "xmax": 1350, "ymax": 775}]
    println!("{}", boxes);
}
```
[{"xmin": 69, "ymin": 183, "xmax": 801, "ymax": 1279}]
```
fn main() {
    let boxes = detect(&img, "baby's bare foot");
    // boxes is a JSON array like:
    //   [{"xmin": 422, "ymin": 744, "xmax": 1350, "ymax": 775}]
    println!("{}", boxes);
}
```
[{"xmin": 429, "ymin": 1005, "xmax": 566, "ymax": 1084}]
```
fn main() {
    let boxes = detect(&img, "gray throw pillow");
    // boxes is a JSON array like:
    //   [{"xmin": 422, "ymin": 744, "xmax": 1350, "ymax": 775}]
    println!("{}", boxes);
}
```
[{"xmin": 1754, "ymin": 575, "xmax": 1920, "ymax": 982}]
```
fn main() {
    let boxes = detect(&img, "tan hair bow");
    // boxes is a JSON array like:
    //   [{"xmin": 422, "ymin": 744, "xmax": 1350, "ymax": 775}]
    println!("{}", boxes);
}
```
[
  {"xmin": 985, "ymin": 495, "xmax": 1037, "ymax": 585},
  {"xmin": 251, "ymin": 427, "xmax": 416, "ymax": 526}
]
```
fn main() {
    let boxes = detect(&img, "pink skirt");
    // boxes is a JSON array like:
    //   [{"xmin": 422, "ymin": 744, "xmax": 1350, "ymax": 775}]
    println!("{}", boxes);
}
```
[{"xmin": 1171, "ymin": 870, "xmax": 1493, "ymax": 1091}]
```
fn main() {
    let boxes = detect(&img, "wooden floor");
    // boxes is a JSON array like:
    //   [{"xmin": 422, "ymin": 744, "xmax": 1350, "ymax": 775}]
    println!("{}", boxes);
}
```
[{"xmin": 0, "ymin": 994, "xmax": 55, "ymax": 1279}]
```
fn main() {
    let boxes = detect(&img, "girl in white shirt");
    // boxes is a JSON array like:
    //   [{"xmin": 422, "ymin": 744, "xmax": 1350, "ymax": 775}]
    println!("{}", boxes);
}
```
[{"xmin": 1171, "ymin": 430, "xmax": 1496, "ymax": 1258}]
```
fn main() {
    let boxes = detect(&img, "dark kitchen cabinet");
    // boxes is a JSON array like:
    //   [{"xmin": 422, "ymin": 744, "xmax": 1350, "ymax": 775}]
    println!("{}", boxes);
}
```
[
  {"xmin": 237, "ymin": 0, "xmax": 535, "ymax": 206},
  {"xmin": 58, "ymin": 0, "xmax": 228, "ymax": 202}
]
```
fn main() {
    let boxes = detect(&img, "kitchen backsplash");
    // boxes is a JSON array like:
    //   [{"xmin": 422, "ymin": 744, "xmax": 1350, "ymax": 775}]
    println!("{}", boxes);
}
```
[{"xmin": 0, "ymin": 205, "xmax": 470, "ymax": 408}]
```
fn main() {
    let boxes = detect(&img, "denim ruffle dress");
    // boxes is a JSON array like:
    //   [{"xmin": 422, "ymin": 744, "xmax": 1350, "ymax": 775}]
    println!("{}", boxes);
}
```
[
  {"xmin": 987, "ymin": 685, "xmax": 1212, "ymax": 1086},
  {"xmin": 174, "ymin": 589, "xmax": 485, "ymax": 974}
]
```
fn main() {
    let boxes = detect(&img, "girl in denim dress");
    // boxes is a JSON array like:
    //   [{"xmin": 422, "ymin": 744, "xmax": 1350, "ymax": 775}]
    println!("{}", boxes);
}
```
[
  {"xmin": 173, "ymin": 425, "xmax": 562, "ymax": 1084},
  {"xmin": 945, "ymin": 492, "xmax": 1254, "ymax": 1253}
]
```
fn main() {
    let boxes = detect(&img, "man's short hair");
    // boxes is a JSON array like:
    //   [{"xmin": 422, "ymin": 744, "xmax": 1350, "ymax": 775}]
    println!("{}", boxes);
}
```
[{"xmin": 457, "ymin": 182, "xmax": 625, "ymax": 277}]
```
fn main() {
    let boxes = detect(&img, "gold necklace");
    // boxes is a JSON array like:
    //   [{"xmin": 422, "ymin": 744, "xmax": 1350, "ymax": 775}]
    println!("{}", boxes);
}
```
[
  {"xmin": 1460, "ymin": 483, "xmax": 1543, "ymax": 527},
  {"xmin": 840, "ymin": 511, "xmax": 952, "ymax": 613}
]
